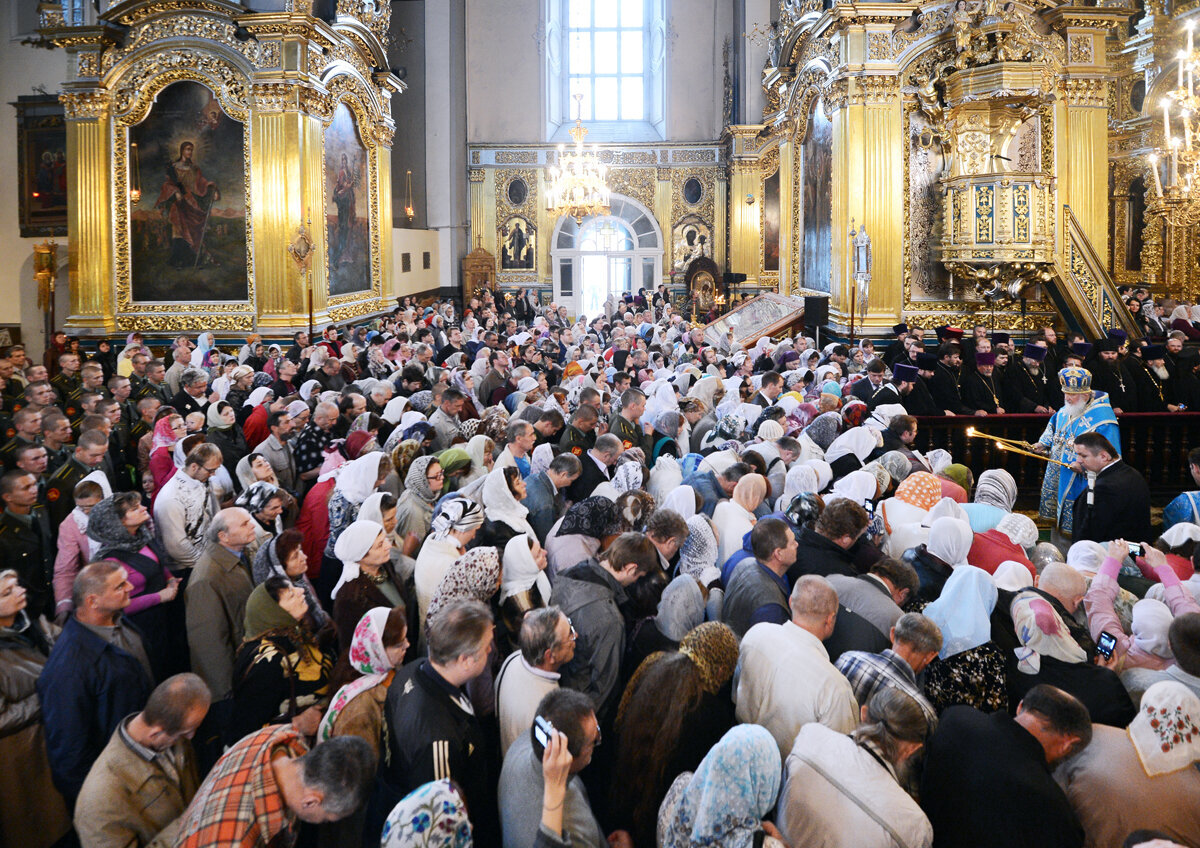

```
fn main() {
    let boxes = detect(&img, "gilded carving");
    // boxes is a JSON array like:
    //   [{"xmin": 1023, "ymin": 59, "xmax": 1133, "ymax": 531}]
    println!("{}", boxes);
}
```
[
  {"xmin": 1062, "ymin": 78, "xmax": 1107, "ymax": 107},
  {"xmin": 613, "ymin": 150, "xmax": 658, "ymax": 164},
  {"xmin": 77, "ymin": 52, "xmax": 101, "ymax": 78},
  {"xmin": 495, "ymin": 167, "xmax": 538, "ymax": 223},
  {"xmin": 335, "ymin": 0, "xmax": 392, "ymax": 42},
  {"xmin": 60, "ymin": 90, "xmax": 111, "ymax": 119},
  {"xmin": 673, "ymin": 149, "xmax": 717, "ymax": 163},
  {"xmin": 496, "ymin": 151, "xmax": 538, "ymax": 164},
  {"xmin": 671, "ymin": 168, "xmax": 717, "ymax": 226},
  {"xmin": 111, "ymin": 51, "xmax": 250, "ymax": 121},
  {"xmin": 868, "ymin": 32, "xmax": 895, "ymax": 62},
  {"xmin": 468, "ymin": 168, "xmax": 486, "ymax": 182},
  {"xmin": 606, "ymin": 168, "xmax": 656, "ymax": 210},
  {"xmin": 1068, "ymin": 35, "xmax": 1094, "ymax": 64}
]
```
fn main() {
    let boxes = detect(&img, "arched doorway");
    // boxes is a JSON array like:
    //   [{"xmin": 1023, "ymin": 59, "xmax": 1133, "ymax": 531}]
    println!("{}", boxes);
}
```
[{"xmin": 550, "ymin": 194, "xmax": 663, "ymax": 321}]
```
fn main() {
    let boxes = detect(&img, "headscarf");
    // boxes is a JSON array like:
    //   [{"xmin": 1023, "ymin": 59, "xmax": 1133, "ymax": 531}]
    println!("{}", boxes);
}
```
[
  {"xmin": 481, "ymin": 468, "xmax": 534, "ymax": 535},
  {"xmin": 436, "ymin": 448, "xmax": 472, "ymax": 480},
  {"xmin": 927, "ymin": 516, "xmax": 974, "ymax": 568},
  {"xmin": 611, "ymin": 462, "xmax": 644, "ymax": 494},
  {"xmin": 941, "ymin": 463, "xmax": 973, "ymax": 495},
  {"xmin": 615, "ymin": 490, "xmax": 655, "ymax": 532},
  {"xmin": 559, "ymin": 496, "xmax": 619, "ymax": 538},
  {"xmin": 501, "ymin": 533, "xmax": 550, "ymax": 604},
  {"xmin": 654, "ymin": 410, "xmax": 684, "ymax": 439},
  {"xmin": 780, "ymin": 465, "xmax": 819, "ymax": 507},
  {"xmin": 841, "ymin": 399, "xmax": 868, "ymax": 429},
  {"xmin": 1128, "ymin": 681, "xmax": 1200, "ymax": 777},
  {"xmin": 86, "ymin": 496, "xmax": 155, "ymax": 558},
  {"xmin": 243, "ymin": 385, "xmax": 273, "ymax": 408},
  {"xmin": 334, "ymin": 452, "xmax": 384, "ymax": 505},
  {"xmin": 656, "ymin": 575, "xmax": 706, "ymax": 641},
  {"xmin": 895, "ymin": 472, "xmax": 943, "ymax": 511},
  {"xmin": 426, "ymin": 547, "xmax": 502, "ymax": 625},
  {"xmin": 826, "ymin": 470, "xmax": 877, "ymax": 507},
  {"xmin": 465, "ymin": 435, "xmax": 494, "ymax": 475},
  {"xmin": 659, "ymin": 724, "xmax": 782, "ymax": 848},
  {"xmin": 688, "ymin": 376, "xmax": 724, "ymax": 408},
  {"xmin": 235, "ymin": 481, "xmax": 281, "ymax": 515},
  {"xmin": 805, "ymin": 459, "xmax": 833, "ymax": 492},
  {"xmin": 331, "ymin": 519, "xmax": 385, "ymax": 600},
  {"xmin": 1067, "ymin": 540, "xmax": 1107, "ymax": 574},
  {"xmin": 299, "ymin": 379, "xmax": 322, "ymax": 402},
  {"xmin": 660, "ymin": 485, "xmax": 697, "ymax": 520},
  {"xmin": 1011, "ymin": 591, "xmax": 1088, "ymax": 673},
  {"xmin": 405, "ymin": 456, "xmax": 441, "ymax": 503},
  {"xmin": 1132, "ymin": 598, "xmax": 1175, "ymax": 659},
  {"xmin": 824, "ymin": 426, "xmax": 878, "ymax": 465},
  {"xmin": 430, "ymin": 496, "xmax": 485, "ymax": 540},
  {"xmin": 206, "ymin": 401, "xmax": 233, "ymax": 431},
  {"xmin": 996, "ymin": 513, "xmax": 1038, "ymax": 549},
  {"xmin": 975, "ymin": 468, "xmax": 1017, "ymax": 510},
  {"xmin": 151, "ymin": 416, "xmax": 179, "ymax": 455},
  {"xmin": 679, "ymin": 622, "xmax": 740, "ymax": 695},
  {"xmin": 242, "ymin": 581, "xmax": 308, "ymax": 644},
  {"xmin": 923, "ymin": 565, "xmax": 997, "ymax": 659},
  {"xmin": 993, "ymin": 560, "xmax": 1034, "ymax": 592},
  {"xmin": 732, "ymin": 474, "xmax": 767, "ymax": 514},
  {"xmin": 317, "ymin": 607, "xmax": 397, "ymax": 742},
  {"xmin": 755, "ymin": 419, "xmax": 784, "ymax": 441},
  {"xmin": 879, "ymin": 451, "xmax": 911, "ymax": 485},
  {"xmin": 190, "ymin": 332, "xmax": 214, "ymax": 368},
  {"xmin": 358, "ymin": 492, "xmax": 390, "ymax": 528},
  {"xmin": 803, "ymin": 412, "xmax": 841, "ymax": 451},
  {"xmin": 679, "ymin": 515, "xmax": 719, "ymax": 581},
  {"xmin": 380, "ymin": 779, "xmax": 472, "ymax": 848},
  {"xmin": 702, "ymin": 413, "xmax": 747, "ymax": 450},
  {"xmin": 926, "ymin": 448, "xmax": 952, "ymax": 474},
  {"xmin": 861, "ymin": 462, "xmax": 891, "ymax": 497}
]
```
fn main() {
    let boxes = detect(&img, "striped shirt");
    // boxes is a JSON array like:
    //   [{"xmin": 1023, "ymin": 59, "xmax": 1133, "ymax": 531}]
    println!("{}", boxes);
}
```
[{"xmin": 834, "ymin": 648, "xmax": 939, "ymax": 733}]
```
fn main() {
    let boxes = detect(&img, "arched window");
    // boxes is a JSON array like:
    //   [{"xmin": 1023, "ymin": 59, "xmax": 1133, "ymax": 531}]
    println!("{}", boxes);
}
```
[
  {"xmin": 551, "ymin": 194, "xmax": 663, "ymax": 320},
  {"xmin": 546, "ymin": 0, "xmax": 666, "ymax": 142}
]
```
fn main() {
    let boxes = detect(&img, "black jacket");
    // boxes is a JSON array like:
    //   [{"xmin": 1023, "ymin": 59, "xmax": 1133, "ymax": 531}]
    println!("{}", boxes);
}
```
[
  {"xmin": 170, "ymin": 389, "xmax": 208, "ymax": 419},
  {"xmin": 1072, "ymin": 460, "xmax": 1153, "ymax": 545},
  {"xmin": 901, "ymin": 544, "xmax": 952, "ymax": 604},
  {"xmin": 787, "ymin": 526, "xmax": 858, "ymax": 583},
  {"xmin": 0, "ymin": 506, "xmax": 54, "ymax": 619}
]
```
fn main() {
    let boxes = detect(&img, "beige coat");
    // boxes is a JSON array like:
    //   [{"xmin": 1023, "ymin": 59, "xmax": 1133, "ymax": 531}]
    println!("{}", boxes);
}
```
[
  {"xmin": 74, "ymin": 725, "xmax": 200, "ymax": 848},
  {"xmin": 184, "ymin": 543, "xmax": 254, "ymax": 699}
]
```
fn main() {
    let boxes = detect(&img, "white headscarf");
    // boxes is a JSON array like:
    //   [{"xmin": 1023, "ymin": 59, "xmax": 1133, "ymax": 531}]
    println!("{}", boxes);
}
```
[
  {"xmin": 777, "ymin": 465, "xmax": 819, "ymax": 511},
  {"xmin": 825, "ymin": 470, "xmax": 877, "ymax": 508},
  {"xmin": 1066, "ymin": 540, "xmax": 1107, "ymax": 574},
  {"xmin": 358, "ymin": 492, "xmax": 389, "ymax": 527},
  {"xmin": 926, "ymin": 496, "xmax": 968, "ymax": 525},
  {"xmin": 824, "ymin": 427, "xmax": 879, "ymax": 464},
  {"xmin": 655, "ymin": 575, "xmax": 706, "ymax": 641},
  {"xmin": 804, "ymin": 460, "xmax": 833, "ymax": 492},
  {"xmin": 660, "ymin": 485, "xmax": 697, "ymax": 520},
  {"xmin": 993, "ymin": 560, "xmax": 1034, "ymax": 592},
  {"xmin": 331, "ymin": 519, "xmax": 384, "ymax": 599},
  {"xmin": 996, "ymin": 513, "xmax": 1038, "ymax": 549},
  {"xmin": 243, "ymin": 386, "xmax": 272, "ymax": 408},
  {"xmin": 382, "ymin": 396, "xmax": 409, "ymax": 425},
  {"xmin": 334, "ymin": 453, "xmax": 384, "ymax": 505},
  {"xmin": 481, "ymin": 468, "xmax": 535, "ymax": 537},
  {"xmin": 1132, "ymin": 598, "xmax": 1175, "ymax": 659},
  {"xmin": 501, "ymin": 533, "xmax": 551, "ymax": 603},
  {"xmin": 299, "ymin": 379, "xmax": 322, "ymax": 402},
  {"xmin": 927, "ymin": 517, "xmax": 974, "ymax": 568},
  {"xmin": 1128, "ymin": 681, "xmax": 1200, "ymax": 776}
]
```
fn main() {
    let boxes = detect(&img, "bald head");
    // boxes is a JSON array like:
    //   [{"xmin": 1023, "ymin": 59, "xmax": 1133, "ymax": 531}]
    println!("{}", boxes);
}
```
[
  {"xmin": 790, "ymin": 574, "xmax": 839, "ymax": 638},
  {"xmin": 1037, "ymin": 563, "xmax": 1087, "ymax": 614}
]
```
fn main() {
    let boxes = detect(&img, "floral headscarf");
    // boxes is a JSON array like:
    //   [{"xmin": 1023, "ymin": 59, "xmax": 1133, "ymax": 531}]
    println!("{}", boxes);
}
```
[
  {"xmin": 659, "ymin": 724, "xmax": 782, "ymax": 848},
  {"xmin": 405, "ymin": 456, "xmax": 441, "ymax": 503},
  {"xmin": 841, "ymin": 399, "xmax": 869, "ymax": 428},
  {"xmin": 317, "ymin": 607, "xmax": 397, "ymax": 742},
  {"xmin": 390, "ymin": 440, "xmax": 420, "ymax": 483},
  {"xmin": 425, "ymin": 547, "xmax": 501, "ymax": 625},
  {"xmin": 611, "ymin": 462, "xmax": 645, "ymax": 494},
  {"xmin": 380, "ymin": 779, "xmax": 472, "ymax": 848},
  {"xmin": 895, "ymin": 471, "xmax": 944, "ymax": 511},
  {"xmin": 151, "ymin": 416, "xmax": 180, "ymax": 456},
  {"xmin": 1128, "ymin": 681, "xmax": 1200, "ymax": 777},
  {"xmin": 615, "ymin": 490, "xmax": 655, "ymax": 532},
  {"xmin": 559, "ymin": 496, "xmax": 619, "ymax": 538},
  {"xmin": 680, "ymin": 621, "xmax": 740, "ymax": 695}
]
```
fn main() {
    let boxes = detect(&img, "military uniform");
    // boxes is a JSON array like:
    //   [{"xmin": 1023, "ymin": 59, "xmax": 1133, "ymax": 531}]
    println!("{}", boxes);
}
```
[
  {"xmin": 42, "ymin": 443, "xmax": 72, "ymax": 476},
  {"xmin": 44, "ymin": 455, "xmax": 92, "ymax": 530},
  {"xmin": 558, "ymin": 423, "xmax": 596, "ymax": 458},
  {"xmin": 135, "ymin": 378, "xmax": 173, "ymax": 406},
  {"xmin": 51, "ymin": 371, "xmax": 81, "ymax": 406},
  {"xmin": 607, "ymin": 412, "xmax": 649, "ymax": 454},
  {"xmin": 0, "ymin": 506, "xmax": 55, "ymax": 619},
  {"xmin": 0, "ymin": 434, "xmax": 39, "ymax": 471}
]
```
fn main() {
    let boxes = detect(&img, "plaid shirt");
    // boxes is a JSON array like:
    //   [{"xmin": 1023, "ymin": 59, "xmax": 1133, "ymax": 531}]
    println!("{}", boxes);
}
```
[
  {"xmin": 834, "ymin": 648, "xmax": 939, "ymax": 733},
  {"xmin": 175, "ymin": 725, "xmax": 308, "ymax": 848},
  {"xmin": 292, "ymin": 423, "xmax": 332, "ymax": 475}
]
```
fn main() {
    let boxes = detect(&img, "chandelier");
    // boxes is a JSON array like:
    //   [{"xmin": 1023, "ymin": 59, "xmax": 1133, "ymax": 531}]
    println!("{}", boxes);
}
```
[
  {"xmin": 1148, "ymin": 22, "xmax": 1200, "ymax": 227},
  {"xmin": 546, "ymin": 94, "xmax": 610, "ymax": 224}
]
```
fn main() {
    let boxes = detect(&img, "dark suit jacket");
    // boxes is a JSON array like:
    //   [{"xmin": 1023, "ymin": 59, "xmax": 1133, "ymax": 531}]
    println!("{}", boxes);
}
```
[
  {"xmin": 1072, "ymin": 460, "xmax": 1153, "ymax": 545},
  {"xmin": 524, "ymin": 471, "xmax": 564, "ymax": 543},
  {"xmin": 565, "ymin": 452, "xmax": 609, "ymax": 503},
  {"xmin": 170, "ymin": 390, "xmax": 207, "ymax": 419}
]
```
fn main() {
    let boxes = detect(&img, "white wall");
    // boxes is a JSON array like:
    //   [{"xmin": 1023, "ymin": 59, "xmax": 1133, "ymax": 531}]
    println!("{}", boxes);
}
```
[
  {"xmin": 0, "ymin": 10, "xmax": 72, "ymax": 358},
  {"xmin": 391, "ymin": 227, "xmax": 441, "ymax": 297}
]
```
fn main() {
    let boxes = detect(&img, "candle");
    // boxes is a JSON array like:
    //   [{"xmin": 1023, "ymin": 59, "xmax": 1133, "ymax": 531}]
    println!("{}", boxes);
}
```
[
  {"xmin": 1172, "ymin": 141, "xmax": 1179, "ymax": 184},
  {"xmin": 1149, "ymin": 154, "xmax": 1164, "ymax": 197},
  {"xmin": 1181, "ymin": 53, "xmax": 1186, "ymax": 88},
  {"xmin": 1190, "ymin": 22, "xmax": 1195, "ymax": 56},
  {"xmin": 1164, "ymin": 101, "xmax": 1171, "ymax": 141}
]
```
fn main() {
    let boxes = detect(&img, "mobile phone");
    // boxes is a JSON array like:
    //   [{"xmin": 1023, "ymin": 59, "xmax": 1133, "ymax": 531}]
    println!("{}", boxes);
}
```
[
  {"xmin": 534, "ymin": 714, "xmax": 555, "ymax": 748},
  {"xmin": 1127, "ymin": 542, "xmax": 1143, "ymax": 558},
  {"xmin": 1096, "ymin": 631, "xmax": 1118, "ymax": 660}
]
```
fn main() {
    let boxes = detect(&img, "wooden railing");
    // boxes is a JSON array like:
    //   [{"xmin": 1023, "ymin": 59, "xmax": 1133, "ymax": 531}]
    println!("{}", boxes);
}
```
[{"xmin": 911, "ymin": 412, "xmax": 1200, "ymax": 510}]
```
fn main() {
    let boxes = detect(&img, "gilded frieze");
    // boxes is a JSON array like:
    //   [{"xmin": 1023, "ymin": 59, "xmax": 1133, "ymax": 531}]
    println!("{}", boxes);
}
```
[{"xmin": 606, "ymin": 168, "xmax": 656, "ymax": 211}]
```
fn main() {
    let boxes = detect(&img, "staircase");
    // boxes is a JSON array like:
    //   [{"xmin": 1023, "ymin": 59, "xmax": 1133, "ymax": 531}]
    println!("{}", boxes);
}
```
[{"xmin": 1045, "ymin": 206, "xmax": 1143, "ymax": 341}]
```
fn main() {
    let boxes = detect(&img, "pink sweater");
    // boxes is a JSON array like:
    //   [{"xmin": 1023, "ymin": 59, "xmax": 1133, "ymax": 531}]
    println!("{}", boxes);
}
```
[
  {"xmin": 53, "ymin": 514, "xmax": 90, "ymax": 612},
  {"xmin": 105, "ymin": 546, "xmax": 173, "ymax": 616},
  {"xmin": 1084, "ymin": 556, "xmax": 1200, "ymax": 670}
]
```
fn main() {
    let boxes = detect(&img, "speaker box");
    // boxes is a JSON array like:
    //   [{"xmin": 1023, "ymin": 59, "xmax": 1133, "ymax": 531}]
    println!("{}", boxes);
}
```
[{"xmin": 804, "ymin": 295, "xmax": 829, "ymax": 327}]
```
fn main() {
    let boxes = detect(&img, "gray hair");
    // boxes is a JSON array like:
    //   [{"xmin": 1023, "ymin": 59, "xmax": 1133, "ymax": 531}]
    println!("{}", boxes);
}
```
[
  {"xmin": 548, "ymin": 452, "xmax": 582, "ymax": 477},
  {"xmin": 519, "ymin": 606, "xmax": 565, "ymax": 666},
  {"xmin": 414, "ymin": 343, "xmax": 433, "ymax": 357},
  {"xmin": 852, "ymin": 688, "xmax": 931, "ymax": 770},
  {"xmin": 296, "ymin": 736, "xmax": 377, "ymax": 818},
  {"xmin": 506, "ymin": 419, "xmax": 534, "ymax": 442},
  {"xmin": 427, "ymin": 599, "xmax": 493, "ymax": 665},
  {"xmin": 181, "ymin": 367, "xmax": 208, "ymax": 387},
  {"xmin": 594, "ymin": 433, "xmax": 622, "ymax": 457},
  {"xmin": 892, "ymin": 612, "xmax": 942, "ymax": 654},
  {"xmin": 72, "ymin": 561, "xmax": 123, "ymax": 610},
  {"xmin": 789, "ymin": 574, "xmax": 838, "ymax": 620}
]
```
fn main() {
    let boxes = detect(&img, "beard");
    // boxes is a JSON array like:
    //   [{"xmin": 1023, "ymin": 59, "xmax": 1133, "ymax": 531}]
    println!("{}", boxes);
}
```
[
  {"xmin": 1025, "ymin": 363, "xmax": 1040, "ymax": 376},
  {"xmin": 1064, "ymin": 394, "xmax": 1088, "ymax": 418},
  {"xmin": 1151, "ymin": 364, "xmax": 1170, "ymax": 380}
]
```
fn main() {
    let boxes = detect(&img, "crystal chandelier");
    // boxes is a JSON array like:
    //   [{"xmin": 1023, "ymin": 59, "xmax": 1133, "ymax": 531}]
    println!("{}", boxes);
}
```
[
  {"xmin": 1147, "ymin": 22, "xmax": 1200, "ymax": 227},
  {"xmin": 547, "ymin": 95, "xmax": 611, "ymax": 224}
]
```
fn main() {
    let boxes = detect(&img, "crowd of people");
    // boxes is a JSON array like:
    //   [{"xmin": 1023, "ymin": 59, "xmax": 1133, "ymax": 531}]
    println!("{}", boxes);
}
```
[{"xmin": 0, "ymin": 287, "xmax": 1198, "ymax": 848}]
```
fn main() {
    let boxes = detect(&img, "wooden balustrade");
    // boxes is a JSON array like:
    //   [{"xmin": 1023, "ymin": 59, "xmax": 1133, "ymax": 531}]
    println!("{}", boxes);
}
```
[{"xmin": 911, "ymin": 413, "xmax": 1200, "ymax": 510}]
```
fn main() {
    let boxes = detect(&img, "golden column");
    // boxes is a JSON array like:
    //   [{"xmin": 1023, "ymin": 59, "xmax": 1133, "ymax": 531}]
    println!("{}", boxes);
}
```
[
  {"xmin": 62, "ymin": 87, "xmax": 115, "ymax": 332},
  {"xmin": 726, "ymin": 126, "xmax": 767, "ymax": 287}
]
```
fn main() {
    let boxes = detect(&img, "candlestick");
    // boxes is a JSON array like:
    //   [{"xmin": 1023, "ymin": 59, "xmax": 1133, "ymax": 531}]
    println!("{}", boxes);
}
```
[
  {"xmin": 1149, "ymin": 154, "xmax": 1164, "ymax": 197},
  {"xmin": 1186, "ymin": 111, "xmax": 1194, "ymax": 152},
  {"xmin": 1189, "ymin": 22, "xmax": 1195, "ymax": 56},
  {"xmin": 1181, "ymin": 53, "xmax": 1186, "ymax": 89},
  {"xmin": 1172, "ymin": 140, "xmax": 1180, "ymax": 184},
  {"xmin": 1164, "ymin": 101, "xmax": 1171, "ymax": 142}
]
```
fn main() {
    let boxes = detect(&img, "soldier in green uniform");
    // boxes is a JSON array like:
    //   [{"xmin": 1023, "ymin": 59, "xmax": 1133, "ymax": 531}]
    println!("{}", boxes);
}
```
[
  {"xmin": 44, "ymin": 430, "xmax": 109, "ymax": 531},
  {"xmin": 50, "ymin": 351, "xmax": 82, "ymax": 400},
  {"xmin": 40, "ymin": 412, "xmax": 73, "ymax": 476},
  {"xmin": 608, "ymin": 387, "xmax": 651, "ymax": 456},
  {"xmin": 558, "ymin": 405, "xmax": 599, "ymax": 458},
  {"xmin": 0, "ymin": 469, "xmax": 56, "ymax": 620},
  {"xmin": 0, "ymin": 408, "xmax": 43, "ymax": 471},
  {"xmin": 135, "ymin": 360, "xmax": 174, "ymax": 406}
]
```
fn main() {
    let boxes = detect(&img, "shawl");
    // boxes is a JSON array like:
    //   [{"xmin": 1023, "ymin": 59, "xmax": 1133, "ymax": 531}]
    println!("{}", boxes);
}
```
[
  {"xmin": 895, "ymin": 472, "xmax": 943, "ymax": 511},
  {"xmin": 879, "ymin": 451, "xmax": 912, "ymax": 485},
  {"xmin": 660, "ymin": 485, "xmax": 697, "ymax": 520},
  {"xmin": 923, "ymin": 565, "xmax": 997, "ymax": 659},
  {"xmin": 236, "ymin": 481, "xmax": 280, "ymax": 515},
  {"xmin": 380, "ymin": 779, "xmax": 472, "ymax": 848},
  {"xmin": 331, "ymin": 520, "xmax": 385, "ymax": 600},
  {"xmin": 1011, "ymin": 591, "xmax": 1088, "ymax": 674},
  {"xmin": 1128, "ymin": 681, "xmax": 1200, "ymax": 777},
  {"xmin": 1132, "ymin": 598, "xmax": 1175, "ymax": 659},
  {"xmin": 430, "ymin": 496, "xmax": 485, "ymax": 540},
  {"xmin": 679, "ymin": 621, "xmax": 740, "ymax": 694},
  {"xmin": 996, "ymin": 513, "xmax": 1038, "ymax": 549},
  {"xmin": 189, "ymin": 332, "xmax": 214, "ymax": 368},
  {"xmin": 731, "ymin": 474, "xmax": 767, "ymax": 514},
  {"xmin": 150, "ymin": 417, "xmax": 179, "ymax": 456},
  {"xmin": 405, "ymin": 456, "xmax": 441, "ymax": 503},
  {"xmin": 317, "ymin": 607, "xmax": 396, "ymax": 742},
  {"xmin": 825, "ymin": 469, "xmax": 877, "ymax": 508},
  {"xmin": 334, "ymin": 453, "xmax": 385, "ymax": 505},
  {"xmin": 805, "ymin": 459, "xmax": 833, "ymax": 492},
  {"xmin": 777, "ymin": 465, "xmax": 819, "ymax": 511},
  {"xmin": 824, "ymin": 426, "xmax": 878, "ymax": 464},
  {"xmin": 648, "ymin": 456, "xmax": 684, "ymax": 505},
  {"xmin": 975, "ymin": 468, "xmax": 1017, "ymax": 510},
  {"xmin": 86, "ymin": 496, "xmax": 156, "ymax": 558},
  {"xmin": 927, "ymin": 516, "xmax": 975, "ymax": 568},
  {"xmin": 382, "ymin": 396, "xmax": 409, "ymax": 425},
  {"xmin": 501, "ymin": 533, "xmax": 551, "ymax": 604},
  {"xmin": 803, "ymin": 412, "xmax": 842, "ymax": 451},
  {"xmin": 558, "ymin": 496, "xmax": 618, "ymax": 538},
  {"xmin": 426, "ymin": 546, "xmax": 502, "ymax": 625},
  {"xmin": 611, "ymin": 462, "xmax": 645, "ymax": 494},
  {"xmin": 656, "ymin": 575, "xmax": 706, "ymax": 641},
  {"xmin": 658, "ymin": 725, "xmax": 782, "ymax": 848},
  {"xmin": 481, "ymin": 468, "xmax": 534, "ymax": 535},
  {"xmin": 679, "ymin": 515, "xmax": 719, "ymax": 580},
  {"xmin": 687, "ymin": 376, "xmax": 725, "ymax": 408}
]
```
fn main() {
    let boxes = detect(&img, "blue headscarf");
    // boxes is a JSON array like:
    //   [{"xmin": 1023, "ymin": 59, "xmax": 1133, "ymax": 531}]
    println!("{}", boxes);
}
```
[{"xmin": 922, "ymin": 565, "xmax": 997, "ymax": 659}]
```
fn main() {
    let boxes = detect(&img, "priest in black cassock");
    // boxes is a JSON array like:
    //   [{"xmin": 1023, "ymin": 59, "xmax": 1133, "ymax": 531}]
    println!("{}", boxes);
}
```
[
  {"xmin": 1088, "ymin": 338, "xmax": 1137, "ymax": 414},
  {"xmin": 921, "ymin": 685, "xmax": 1091, "ymax": 848},
  {"xmin": 960, "ymin": 351, "xmax": 1005, "ymax": 414},
  {"xmin": 1003, "ymin": 343, "xmax": 1053, "ymax": 414},
  {"xmin": 1126, "ymin": 344, "xmax": 1173, "ymax": 412},
  {"xmin": 905, "ymin": 354, "xmax": 943, "ymax": 417}
]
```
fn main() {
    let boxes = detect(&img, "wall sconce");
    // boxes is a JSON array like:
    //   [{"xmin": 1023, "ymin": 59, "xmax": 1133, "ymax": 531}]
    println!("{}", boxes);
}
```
[
  {"xmin": 745, "ymin": 193, "xmax": 756, "ymax": 205},
  {"xmin": 129, "ymin": 141, "xmax": 142, "ymax": 203},
  {"xmin": 404, "ymin": 169, "xmax": 415, "ymax": 223}
]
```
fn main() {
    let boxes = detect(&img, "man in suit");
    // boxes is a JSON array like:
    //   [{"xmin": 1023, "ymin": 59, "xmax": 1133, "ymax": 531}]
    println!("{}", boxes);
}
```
[
  {"xmin": 848, "ymin": 359, "xmax": 888, "ymax": 405},
  {"xmin": 750, "ymin": 371, "xmax": 784, "ymax": 408},
  {"xmin": 524, "ymin": 453, "xmax": 581, "ymax": 542},
  {"xmin": 565, "ymin": 433, "xmax": 621, "ymax": 503},
  {"xmin": 170, "ymin": 367, "xmax": 210, "ymax": 419},
  {"xmin": 1071, "ymin": 431, "xmax": 1153, "ymax": 545}
]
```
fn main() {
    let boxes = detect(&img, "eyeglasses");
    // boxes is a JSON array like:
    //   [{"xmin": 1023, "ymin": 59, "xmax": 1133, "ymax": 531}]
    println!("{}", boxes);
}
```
[{"xmin": 427, "ymin": 471, "xmax": 445, "ymax": 480}]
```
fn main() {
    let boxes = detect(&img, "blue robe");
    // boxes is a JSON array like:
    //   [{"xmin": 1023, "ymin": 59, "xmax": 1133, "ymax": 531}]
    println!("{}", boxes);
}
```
[
  {"xmin": 1036, "ymin": 392, "xmax": 1120, "ymax": 534},
  {"xmin": 1163, "ymin": 491, "xmax": 1200, "ymax": 530}
]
